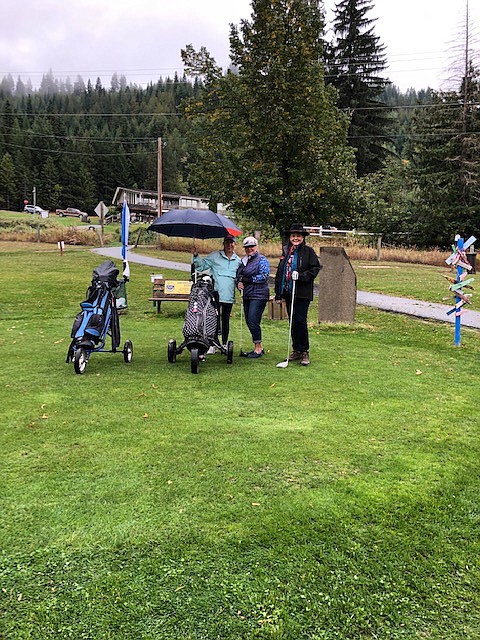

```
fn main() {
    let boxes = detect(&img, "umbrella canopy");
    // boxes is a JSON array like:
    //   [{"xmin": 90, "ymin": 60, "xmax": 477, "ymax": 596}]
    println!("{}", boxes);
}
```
[{"xmin": 147, "ymin": 208, "xmax": 242, "ymax": 240}]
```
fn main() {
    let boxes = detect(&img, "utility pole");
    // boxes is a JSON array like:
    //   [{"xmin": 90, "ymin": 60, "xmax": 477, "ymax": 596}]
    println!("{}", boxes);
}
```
[
  {"xmin": 157, "ymin": 137, "xmax": 163, "ymax": 216},
  {"xmin": 33, "ymin": 186, "xmax": 40, "ymax": 243}
]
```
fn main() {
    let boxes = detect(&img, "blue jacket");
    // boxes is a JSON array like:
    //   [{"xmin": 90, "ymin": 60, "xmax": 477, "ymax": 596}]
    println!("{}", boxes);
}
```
[
  {"xmin": 192, "ymin": 250, "xmax": 241, "ymax": 303},
  {"xmin": 236, "ymin": 251, "xmax": 270, "ymax": 300}
]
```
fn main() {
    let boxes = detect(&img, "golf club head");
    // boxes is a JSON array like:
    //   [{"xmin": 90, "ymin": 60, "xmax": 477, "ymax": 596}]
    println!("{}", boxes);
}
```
[
  {"xmin": 239, "ymin": 350, "xmax": 249, "ymax": 357},
  {"xmin": 276, "ymin": 360, "xmax": 289, "ymax": 368}
]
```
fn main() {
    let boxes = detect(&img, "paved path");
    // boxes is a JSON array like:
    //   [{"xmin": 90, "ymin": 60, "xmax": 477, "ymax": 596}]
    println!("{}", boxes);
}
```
[
  {"xmin": 357, "ymin": 290, "xmax": 480, "ymax": 329},
  {"xmin": 92, "ymin": 246, "xmax": 480, "ymax": 329},
  {"xmin": 92, "ymin": 246, "xmax": 192, "ymax": 273}
]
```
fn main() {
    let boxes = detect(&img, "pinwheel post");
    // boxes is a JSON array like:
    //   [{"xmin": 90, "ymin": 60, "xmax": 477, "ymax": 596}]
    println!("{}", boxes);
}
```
[{"xmin": 444, "ymin": 235, "xmax": 476, "ymax": 346}]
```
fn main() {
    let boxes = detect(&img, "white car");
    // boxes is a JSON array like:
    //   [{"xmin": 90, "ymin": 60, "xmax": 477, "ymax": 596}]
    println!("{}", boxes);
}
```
[{"xmin": 24, "ymin": 205, "xmax": 47, "ymax": 214}]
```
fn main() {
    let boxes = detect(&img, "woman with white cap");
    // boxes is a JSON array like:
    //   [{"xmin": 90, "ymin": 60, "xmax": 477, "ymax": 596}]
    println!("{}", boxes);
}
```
[{"xmin": 236, "ymin": 236, "xmax": 271, "ymax": 358}]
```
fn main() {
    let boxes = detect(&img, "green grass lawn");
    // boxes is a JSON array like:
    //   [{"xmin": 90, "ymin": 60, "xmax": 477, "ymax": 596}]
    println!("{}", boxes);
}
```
[{"xmin": 1, "ymin": 244, "xmax": 480, "ymax": 639}]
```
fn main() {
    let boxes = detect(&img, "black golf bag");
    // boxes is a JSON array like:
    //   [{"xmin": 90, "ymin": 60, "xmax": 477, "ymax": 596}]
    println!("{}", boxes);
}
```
[
  {"xmin": 183, "ymin": 276, "xmax": 219, "ymax": 346},
  {"xmin": 66, "ymin": 260, "xmax": 133, "ymax": 374},
  {"xmin": 167, "ymin": 275, "xmax": 234, "ymax": 374}
]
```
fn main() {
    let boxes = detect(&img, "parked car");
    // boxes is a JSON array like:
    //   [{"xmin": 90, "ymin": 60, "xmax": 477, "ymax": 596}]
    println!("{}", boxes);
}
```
[
  {"xmin": 56, "ymin": 207, "xmax": 90, "ymax": 223},
  {"xmin": 24, "ymin": 205, "xmax": 47, "ymax": 214}
]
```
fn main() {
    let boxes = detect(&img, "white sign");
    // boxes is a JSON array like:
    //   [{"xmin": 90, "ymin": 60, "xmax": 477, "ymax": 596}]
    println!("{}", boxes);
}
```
[{"xmin": 95, "ymin": 201, "xmax": 109, "ymax": 220}]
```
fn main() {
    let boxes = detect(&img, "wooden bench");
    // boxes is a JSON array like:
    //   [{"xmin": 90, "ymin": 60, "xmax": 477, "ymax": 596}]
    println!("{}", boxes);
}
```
[{"xmin": 149, "ymin": 277, "xmax": 192, "ymax": 313}]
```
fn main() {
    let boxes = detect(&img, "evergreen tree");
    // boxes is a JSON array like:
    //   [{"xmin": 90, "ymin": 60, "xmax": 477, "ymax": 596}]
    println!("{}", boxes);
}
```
[
  {"xmin": 183, "ymin": 0, "xmax": 360, "ymax": 231},
  {"xmin": 326, "ymin": 0, "xmax": 393, "ymax": 176},
  {"xmin": 15, "ymin": 77, "xmax": 26, "ymax": 98},
  {"xmin": 0, "ymin": 152, "xmax": 16, "ymax": 209},
  {"xmin": 409, "ymin": 67, "xmax": 480, "ymax": 247},
  {"xmin": 0, "ymin": 74, "xmax": 15, "ymax": 97},
  {"xmin": 356, "ymin": 156, "xmax": 415, "ymax": 238},
  {"xmin": 41, "ymin": 156, "xmax": 61, "ymax": 210}
]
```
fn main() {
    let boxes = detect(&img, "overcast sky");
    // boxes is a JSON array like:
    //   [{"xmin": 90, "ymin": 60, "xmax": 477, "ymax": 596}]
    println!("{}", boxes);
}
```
[{"xmin": 1, "ymin": 0, "xmax": 478, "ymax": 92}]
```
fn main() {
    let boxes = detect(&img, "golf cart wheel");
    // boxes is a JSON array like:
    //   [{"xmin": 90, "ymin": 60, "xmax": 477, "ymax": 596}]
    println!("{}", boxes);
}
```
[
  {"xmin": 190, "ymin": 347, "xmax": 199, "ymax": 374},
  {"xmin": 123, "ymin": 339, "xmax": 133, "ymax": 363},
  {"xmin": 226, "ymin": 340, "xmax": 234, "ymax": 364},
  {"xmin": 73, "ymin": 348, "xmax": 87, "ymax": 374},
  {"xmin": 167, "ymin": 339, "xmax": 177, "ymax": 363}
]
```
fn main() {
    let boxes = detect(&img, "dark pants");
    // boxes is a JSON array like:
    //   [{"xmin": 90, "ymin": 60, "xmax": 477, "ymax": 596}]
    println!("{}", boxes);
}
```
[
  {"xmin": 218, "ymin": 302, "xmax": 233, "ymax": 344},
  {"xmin": 283, "ymin": 294, "xmax": 311, "ymax": 353},
  {"xmin": 243, "ymin": 298, "xmax": 267, "ymax": 344}
]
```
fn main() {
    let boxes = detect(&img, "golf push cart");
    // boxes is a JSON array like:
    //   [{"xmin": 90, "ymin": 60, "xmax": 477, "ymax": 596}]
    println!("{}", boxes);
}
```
[
  {"xmin": 167, "ymin": 272, "xmax": 234, "ymax": 374},
  {"xmin": 66, "ymin": 260, "xmax": 133, "ymax": 374}
]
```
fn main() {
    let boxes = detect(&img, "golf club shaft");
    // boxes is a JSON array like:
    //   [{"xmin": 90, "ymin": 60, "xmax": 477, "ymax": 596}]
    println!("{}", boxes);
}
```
[
  {"xmin": 285, "ymin": 278, "xmax": 296, "ymax": 362},
  {"xmin": 239, "ymin": 289, "xmax": 244, "ymax": 354}
]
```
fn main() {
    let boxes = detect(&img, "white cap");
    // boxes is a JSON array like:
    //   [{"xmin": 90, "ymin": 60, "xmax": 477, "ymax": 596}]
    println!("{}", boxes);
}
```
[{"xmin": 242, "ymin": 236, "xmax": 258, "ymax": 247}]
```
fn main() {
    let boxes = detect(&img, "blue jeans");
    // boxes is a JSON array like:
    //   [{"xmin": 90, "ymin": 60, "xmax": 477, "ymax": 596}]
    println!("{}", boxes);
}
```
[{"xmin": 243, "ymin": 298, "xmax": 267, "ymax": 344}]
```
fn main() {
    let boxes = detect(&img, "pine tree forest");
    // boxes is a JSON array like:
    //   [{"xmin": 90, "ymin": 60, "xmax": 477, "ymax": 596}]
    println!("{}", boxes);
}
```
[{"xmin": 0, "ymin": 0, "xmax": 479, "ymax": 248}]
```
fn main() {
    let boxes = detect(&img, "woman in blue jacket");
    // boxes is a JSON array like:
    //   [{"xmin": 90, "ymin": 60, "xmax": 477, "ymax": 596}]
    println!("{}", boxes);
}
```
[
  {"xmin": 236, "ymin": 236, "xmax": 271, "ymax": 358},
  {"xmin": 192, "ymin": 234, "xmax": 241, "ymax": 346}
]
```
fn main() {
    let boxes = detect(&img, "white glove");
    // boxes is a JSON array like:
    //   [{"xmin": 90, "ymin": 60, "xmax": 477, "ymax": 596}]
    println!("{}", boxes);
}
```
[{"xmin": 292, "ymin": 270, "xmax": 299, "ymax": 281}]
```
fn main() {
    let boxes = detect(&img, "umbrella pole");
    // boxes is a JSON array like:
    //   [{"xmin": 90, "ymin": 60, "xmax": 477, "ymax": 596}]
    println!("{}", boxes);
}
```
[{"xmin": 193, "ymin": 234, "xmax": 198, "ymax": 283}]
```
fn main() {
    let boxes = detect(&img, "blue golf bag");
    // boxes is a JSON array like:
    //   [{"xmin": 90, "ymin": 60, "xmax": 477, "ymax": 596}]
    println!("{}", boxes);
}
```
[{"xmin": 66, "ymin": 260, "xmax": 133, "ymax": 374}]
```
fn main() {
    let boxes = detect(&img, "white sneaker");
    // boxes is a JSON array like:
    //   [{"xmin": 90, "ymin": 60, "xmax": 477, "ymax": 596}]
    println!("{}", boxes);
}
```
[{"xmin": 206, "ymin": 346, "xmax": 216, "ymax": 355}]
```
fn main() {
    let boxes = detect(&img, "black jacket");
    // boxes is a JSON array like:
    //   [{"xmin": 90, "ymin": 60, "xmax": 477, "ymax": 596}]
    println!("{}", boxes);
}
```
[{"xmin": 274, "ymin": 242, "xmax": 321, "ymax": 301}]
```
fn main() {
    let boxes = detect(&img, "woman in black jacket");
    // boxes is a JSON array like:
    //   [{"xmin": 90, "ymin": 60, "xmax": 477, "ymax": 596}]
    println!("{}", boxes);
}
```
[{"xmin": 274, "ymin": 223, "xmax": 321, "ymax": 366}]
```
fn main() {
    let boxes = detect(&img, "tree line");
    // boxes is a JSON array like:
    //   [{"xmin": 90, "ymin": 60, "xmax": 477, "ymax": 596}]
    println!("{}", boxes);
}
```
[{"xmin": 0, "ymin": 0, "xmax": 479, "ymax": 247}]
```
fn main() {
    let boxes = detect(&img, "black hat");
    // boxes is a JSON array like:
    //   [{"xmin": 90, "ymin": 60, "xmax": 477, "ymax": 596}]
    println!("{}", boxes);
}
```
[{"xmin": 284, "ymin": 223, "xmax": 309, "ymax": 236}]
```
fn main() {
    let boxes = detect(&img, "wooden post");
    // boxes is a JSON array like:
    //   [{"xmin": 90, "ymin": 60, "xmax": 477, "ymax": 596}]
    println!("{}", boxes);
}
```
[
  {"xmin": 376, "ymin": 235, "xmax": 382, "ymax": 261},
  {"xmin": 157, "ymin": 137, "xmax": 163, "ymax": 216},
  {"xmin": 33, "ymin": 186, "xmax": 41, "ymax": 243},
  {"xmin": 134, "ymin": 227, "xmax": 143, "ymax": 248},
  {"xmin": 454, "ymin": 237, "xmax": 464, "ymax": 346},
  {"xmin": 445, "ymin": 235, "xmax": 476, "ymax": 347}
]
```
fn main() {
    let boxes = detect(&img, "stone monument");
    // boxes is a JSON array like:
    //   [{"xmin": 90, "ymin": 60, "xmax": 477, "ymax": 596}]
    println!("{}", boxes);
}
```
[{"xmin": 318, "ymin": 246, "xmax": 357, "ymax": 323}]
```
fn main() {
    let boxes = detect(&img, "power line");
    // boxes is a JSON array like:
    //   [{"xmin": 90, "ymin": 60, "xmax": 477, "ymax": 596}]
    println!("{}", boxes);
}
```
[
  {"xmin": 0, "ymin": 124, "xmax": 159, "ymax": 143},
  {"xmin": 5, "ymin": 141, "xmax": 157, "ymax": 156},
  {"xmin": 11, "ymin": 111, "xmax": 181, "ymax": 117},
  {"xmin": 5, "ymin": 128, "xmax": 480, "ymax": 160}
]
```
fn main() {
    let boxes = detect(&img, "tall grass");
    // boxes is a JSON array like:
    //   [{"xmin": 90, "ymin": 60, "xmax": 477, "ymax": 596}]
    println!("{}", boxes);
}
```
[
  {"xmin": 0, "ymin": 209, "xmax": 464, "ymax": 267},
  {"xmin": 139, "ymin": 235, "xmax": 453, "ymax": 267},
  {"xmin": 0, "ymin": 212, "xmax": 115, "ymax": 246}
]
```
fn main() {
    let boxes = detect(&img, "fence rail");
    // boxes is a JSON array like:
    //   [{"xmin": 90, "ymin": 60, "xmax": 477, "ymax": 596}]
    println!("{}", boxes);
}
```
[
  {"xmin": 304, "ymin": 226, "xmax": 375, "ymax": 238},
  {"xmin": 304, "ymin": 227, "xmax": 383, "ymax": 260}
]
